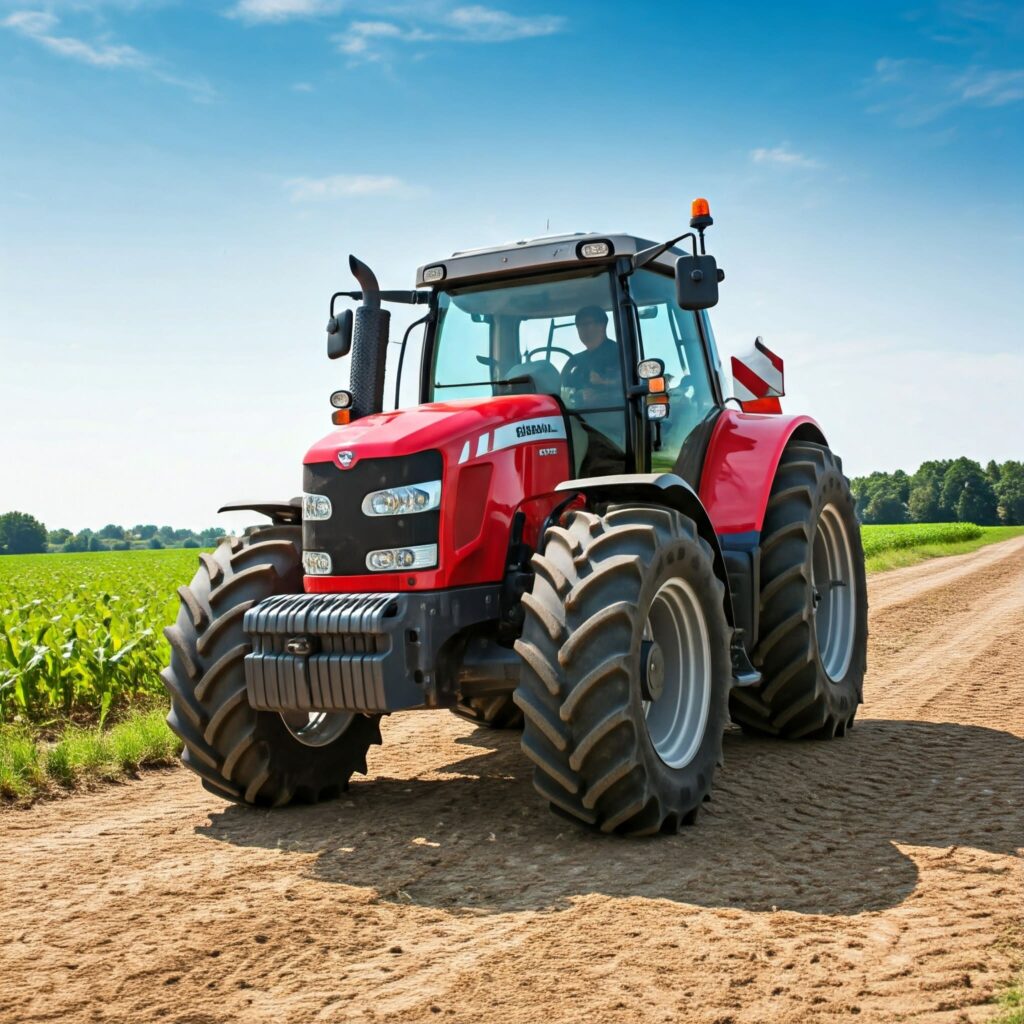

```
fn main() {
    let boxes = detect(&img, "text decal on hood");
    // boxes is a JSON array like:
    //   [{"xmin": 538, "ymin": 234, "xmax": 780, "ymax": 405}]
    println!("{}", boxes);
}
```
[{"xmin": 458, "ymin": 416, "xmax": 567, "ymax": 464}]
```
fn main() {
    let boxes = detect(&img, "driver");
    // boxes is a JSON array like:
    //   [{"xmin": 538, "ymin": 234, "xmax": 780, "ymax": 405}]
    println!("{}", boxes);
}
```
[{"xmin": 560, "ymin": 305, "xmax": 621, "ymax": 405}]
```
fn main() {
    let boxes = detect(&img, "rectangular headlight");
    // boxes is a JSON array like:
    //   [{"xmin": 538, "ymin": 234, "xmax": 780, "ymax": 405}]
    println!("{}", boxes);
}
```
[
  {"xmin": 362, "ymin": 480, "xmax": 441, "ymax": 517},
  {"xmin": 302, "ymin": 550, "xmax": 332, "ymax": 575},
  {"xmin": 302, "ymin": 493, "xmax": 332, "ymax": 521},
  {"xmin": 365, "ymin": 544, "xmax": 438, "ymax": 572}
]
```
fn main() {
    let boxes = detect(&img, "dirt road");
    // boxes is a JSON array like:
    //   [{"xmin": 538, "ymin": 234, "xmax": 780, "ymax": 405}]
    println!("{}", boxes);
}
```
[{"xmin": 3, "ymin": 538, "xmax": 1023, "ymax": 1024}]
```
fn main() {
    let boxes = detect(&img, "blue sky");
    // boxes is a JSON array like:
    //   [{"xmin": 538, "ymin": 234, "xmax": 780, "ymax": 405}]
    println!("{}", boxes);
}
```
[{"xmin": 1, "ymin": 0, "xmax": 1022, "ymax": 530}]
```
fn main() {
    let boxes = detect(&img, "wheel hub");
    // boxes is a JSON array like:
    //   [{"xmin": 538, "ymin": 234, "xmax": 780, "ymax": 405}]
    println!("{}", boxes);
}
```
[
  {"xmin": 642, "ymin": 576, "xmax": 712, "ymax": 770},
  {"xmin": 812, "ymin": 503, "xmax": 857, "ymax": 682},
  {"xmin": 640, "ymin": 639, "xmax": 665, "ymax": 702}
]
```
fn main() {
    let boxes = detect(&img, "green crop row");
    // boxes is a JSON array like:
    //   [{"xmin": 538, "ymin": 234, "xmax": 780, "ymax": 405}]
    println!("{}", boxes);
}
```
[
  {"xmin": 0, "ymin": 549, "xmax": 199, "ymax": 725},
  {"xmin": 859, "ymin": 521, "xmax": 982, "ymax": 558}
]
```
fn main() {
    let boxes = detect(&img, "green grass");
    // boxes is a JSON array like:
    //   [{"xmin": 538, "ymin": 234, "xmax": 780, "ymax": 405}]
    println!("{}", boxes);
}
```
[
  {"xmin": 0, "ymin": 705, "xmax": 179, "ymax": 802},
  {"xmin": 990, "ymin": 979, "xmax": 1024, "ymax": 1024},
  {"xmin": 862, "ymin": 524, "xmax": 1024, "ymax": 574}
]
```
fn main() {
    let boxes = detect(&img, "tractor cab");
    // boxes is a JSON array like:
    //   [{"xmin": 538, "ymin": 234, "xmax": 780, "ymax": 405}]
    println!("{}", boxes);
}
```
[{"xmin": 420, "ymin": 234, "xmax": 727, "ymax": 484}]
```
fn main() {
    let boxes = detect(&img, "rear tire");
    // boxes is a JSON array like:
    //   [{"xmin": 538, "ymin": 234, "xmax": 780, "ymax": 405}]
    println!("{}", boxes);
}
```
[
  {"xmin": 513, "ymin": 505, "xmax": 731, "ymax": 835},
  {"xmin": 451, "ymin": 695, "xmax": 523, "ymax": 730},
  {"xmin": 730, "ymin": 442, "xmax": 867, "ymax": 739},
  {"xmin": 162, "ymin": 525, "xmax": 382, "ymax": 806}
]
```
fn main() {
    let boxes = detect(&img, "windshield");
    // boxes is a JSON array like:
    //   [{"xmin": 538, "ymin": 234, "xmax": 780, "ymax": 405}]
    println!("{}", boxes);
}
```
[{"xmin": 430, "ymin": 268, "xmax": 628, "ymax": 476}]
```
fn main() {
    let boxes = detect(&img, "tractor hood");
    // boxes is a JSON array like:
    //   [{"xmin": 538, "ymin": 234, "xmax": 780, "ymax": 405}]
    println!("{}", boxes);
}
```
[{"xmin": 303, "ymin": 393, "xmax": 565, "ymax": 468}]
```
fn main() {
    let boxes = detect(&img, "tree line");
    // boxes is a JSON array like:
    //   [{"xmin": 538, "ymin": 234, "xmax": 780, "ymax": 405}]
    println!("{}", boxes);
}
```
[
  {"xmin": 852, "ymin": 458, "xmax": 1024, "ymax": 526},
  {"xmin": 0, "ymin": 513, "xmax": 226, "ymax": 555}
]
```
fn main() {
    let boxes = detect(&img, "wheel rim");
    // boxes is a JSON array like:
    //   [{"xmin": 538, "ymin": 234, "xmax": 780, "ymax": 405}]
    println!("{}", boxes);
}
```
[
  {"xmin": 642, "ymin": 577, "xmax": 712, "ymax": 769},
  {"xmin": 812, "ymin": 503, "xmax": 857, "ymax": 682},
  {"xmin": 279, "ymin": 710, "xmax": 354, "ymax": 748}
]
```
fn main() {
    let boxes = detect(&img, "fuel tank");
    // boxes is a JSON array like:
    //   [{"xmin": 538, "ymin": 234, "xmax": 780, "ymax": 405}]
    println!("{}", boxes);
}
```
[{"xmin": 301, "ymin": 394, "xmax": 572, "ymax": 593}]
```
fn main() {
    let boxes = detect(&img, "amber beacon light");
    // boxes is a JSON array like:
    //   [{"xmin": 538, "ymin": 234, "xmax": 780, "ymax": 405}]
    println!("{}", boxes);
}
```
[{"xmin": 690, "ymin": 197, "xmax": 713, "ymax": 231}]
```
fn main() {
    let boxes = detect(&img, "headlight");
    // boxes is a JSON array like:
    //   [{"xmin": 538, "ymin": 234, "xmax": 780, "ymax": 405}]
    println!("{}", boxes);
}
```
[
  {"xmin": 365, "ymin": 544, "xmax": 438, "ymax": 572},
  {"xmin": 302, "ymin": 550, "xmax": 332, "ymax": 575},
  {"xmin": 302, "ymin": 493, "xmax": 332, "ymax": 521},
  {"xmin": 361, "ymin": 480, "xmax": 441, "ymax": 517}
]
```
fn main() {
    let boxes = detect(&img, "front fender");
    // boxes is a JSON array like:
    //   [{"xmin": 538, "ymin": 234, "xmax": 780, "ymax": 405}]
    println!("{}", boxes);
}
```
[{"xmin": 553, "ymin": 473, "xmax": 734, "ymax": 627}]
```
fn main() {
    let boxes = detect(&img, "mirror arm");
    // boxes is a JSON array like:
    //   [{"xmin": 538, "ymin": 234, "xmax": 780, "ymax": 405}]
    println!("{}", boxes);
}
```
[
  {"xmin": 330, "ymin": 290, "xmax": 431, "ymax": 317},
  {"xmin": 633, "ymin": 231, "xmax": 698, "ymax": 271}
]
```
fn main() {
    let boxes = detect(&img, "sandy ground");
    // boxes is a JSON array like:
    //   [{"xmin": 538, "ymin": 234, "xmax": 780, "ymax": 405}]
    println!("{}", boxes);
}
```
[{"xmin": 2, "ymin": 537, "xmax": 1023, "ymax": 1024}]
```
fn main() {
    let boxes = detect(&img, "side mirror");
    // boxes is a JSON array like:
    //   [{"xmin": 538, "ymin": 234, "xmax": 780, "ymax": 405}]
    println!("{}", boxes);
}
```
[
  {"xmin": 675, "ymin": 254, "xmax": 723, "ymax": 311},
  {"xmin": 326, "ymin": 309, "xmax": 353, "ymax": 360}
]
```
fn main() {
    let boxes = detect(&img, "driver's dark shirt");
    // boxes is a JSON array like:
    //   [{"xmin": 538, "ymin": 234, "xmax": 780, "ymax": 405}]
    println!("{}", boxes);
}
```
[{"xmin": 561, "ymin": 337, "xmax": 621, "ymax": 394}]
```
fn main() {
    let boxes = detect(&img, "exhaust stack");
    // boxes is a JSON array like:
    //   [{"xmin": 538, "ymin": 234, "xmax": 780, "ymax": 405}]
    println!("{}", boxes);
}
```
[{"xmin": 348, "ymin": 255, "xmax": 390, "ymax": 420}]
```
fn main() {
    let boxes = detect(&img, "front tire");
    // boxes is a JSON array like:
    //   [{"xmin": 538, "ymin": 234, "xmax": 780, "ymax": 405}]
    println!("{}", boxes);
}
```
[
  {"xmin": 161, "ymin": 525, "xmax": 382, "ymax": 806},
  {"xmin": 730, "ymin": 441, "xmax": 868, "ymax": 739},
  {"xmin": 513, "ymin": 505, "xmax": 731, "ymax": 835}
]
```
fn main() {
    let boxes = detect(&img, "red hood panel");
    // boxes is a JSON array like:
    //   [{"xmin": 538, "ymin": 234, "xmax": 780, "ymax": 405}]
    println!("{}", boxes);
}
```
[{"xmin": 304, "ymin": 394, "xmax": 563, "ymax": 466}]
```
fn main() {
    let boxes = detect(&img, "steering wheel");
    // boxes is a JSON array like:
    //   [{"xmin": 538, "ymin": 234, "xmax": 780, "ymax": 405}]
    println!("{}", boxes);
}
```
[{"xmin": 523, "ymin": 345, "xmax": 574, "ymax": 363}]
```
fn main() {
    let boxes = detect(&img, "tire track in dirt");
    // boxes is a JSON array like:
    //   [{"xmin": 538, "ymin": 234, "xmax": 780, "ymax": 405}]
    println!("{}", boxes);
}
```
[{"xmin": 1, "ymin": 539, "xmax": 1022, "ymax": 1024}]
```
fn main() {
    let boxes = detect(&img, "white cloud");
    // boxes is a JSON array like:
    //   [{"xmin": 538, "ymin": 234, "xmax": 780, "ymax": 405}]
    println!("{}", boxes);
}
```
[
  {"xmin": 750, "ymin": 145, "xmax": 823, "ymax": 170},
  {"xmin": 333, "ymin": 4, "xmax": 565, "ymax": 62},
  {"xmin": 445, "ymin": 5, "xmax": 565, "ymax": 42},
  {"xmin": 869, "ymin": 56, "xmax": 1024, "ymax": 124},
  {"xmin": 229, "ymin": 0, "xmax": 346, "ymax": 23},
  {"xmin": 3, "ymin": 9, "xmax": 147, "ymax": 68},
  {"xmin": 2, "ymin": 8, "xmax": 215, "ymax": 98},
  {"xmin": 284, "ymin": 174, "xmax": 415, "ymax": 201},
  {"xmin": 955, "ymin": 67, "xmax": 1024, "ymax": 106},
  {"xmin": 291, "ymin": 80, "xmax": 314, "ymax": 91}
]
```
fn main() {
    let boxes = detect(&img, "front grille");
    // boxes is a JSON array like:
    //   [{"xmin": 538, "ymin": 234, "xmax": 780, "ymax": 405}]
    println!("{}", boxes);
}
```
[{"xmin": 303, "ymin": 451, "xmax": 443, "ymax": 575}]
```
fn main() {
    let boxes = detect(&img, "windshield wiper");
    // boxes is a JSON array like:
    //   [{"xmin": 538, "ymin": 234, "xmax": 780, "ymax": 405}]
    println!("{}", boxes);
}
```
[{"xmin": 434, "ymin": 375, "xmax": 533, "ymax": 389}]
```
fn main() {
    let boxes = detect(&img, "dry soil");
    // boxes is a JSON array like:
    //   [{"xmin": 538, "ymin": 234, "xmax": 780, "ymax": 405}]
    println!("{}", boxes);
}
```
[{"xmin": 2, "ymin": 536, "xmax": 1023, "ymax": 1024}]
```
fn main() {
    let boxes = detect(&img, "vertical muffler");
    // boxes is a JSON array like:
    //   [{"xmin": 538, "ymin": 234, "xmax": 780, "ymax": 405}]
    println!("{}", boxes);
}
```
[{"xmin": 347, "ymin": 255, "xmax": 390, "ymax": 421}]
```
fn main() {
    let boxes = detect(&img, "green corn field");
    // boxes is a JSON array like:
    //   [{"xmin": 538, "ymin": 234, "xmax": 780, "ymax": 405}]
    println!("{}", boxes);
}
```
[{"xmin": 0, "ymin": 549, "xmax": 199, "ymax": 725}]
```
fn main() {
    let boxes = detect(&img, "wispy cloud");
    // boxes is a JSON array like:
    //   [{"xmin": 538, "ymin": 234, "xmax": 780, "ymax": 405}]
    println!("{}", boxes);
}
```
[
  {"xmin": 750, "ymin": 145, "xmax": 823, "ymax": 170},
  {"xmin": 869, "ymin": 56, "xmax": 1024, "ymax": 124},
  {"xmin": 955, "ymin": 67, "xmax": 1024, "ymax": 105},
  {"xmin": 229, "ymin": 0, "xmax": 346, "ymax": 24},
  {"xmin": 3, "ymin": 10, "xmax": 147, "ymax": 68},
  {"xmin": 2, "ymin": 9, "xmax": 215, "ymax": 99},
  {"xmin": 284, "ymin": 174, "xmax": 418, "ymax": 201},
  {"xmin": 334, "ymin": 5, "xmax": 564, "ymax": 63}
]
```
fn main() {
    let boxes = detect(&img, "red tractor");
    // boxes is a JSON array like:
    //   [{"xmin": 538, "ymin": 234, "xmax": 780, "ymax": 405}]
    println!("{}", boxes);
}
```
[{"xmin": 163, "ymin": 200, "xmax": 867, "ymax": 835}]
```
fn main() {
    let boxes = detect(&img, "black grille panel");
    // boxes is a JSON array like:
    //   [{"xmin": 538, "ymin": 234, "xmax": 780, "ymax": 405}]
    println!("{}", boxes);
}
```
[{"xmin": 303, "ymin": 450, "xmax": 443, "ymax": 575}]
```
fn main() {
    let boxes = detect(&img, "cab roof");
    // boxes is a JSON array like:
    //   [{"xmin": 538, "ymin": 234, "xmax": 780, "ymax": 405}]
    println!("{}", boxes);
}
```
[{"xmin": 415, "ymin": 232, "xmax": 684, "ymax": 289}]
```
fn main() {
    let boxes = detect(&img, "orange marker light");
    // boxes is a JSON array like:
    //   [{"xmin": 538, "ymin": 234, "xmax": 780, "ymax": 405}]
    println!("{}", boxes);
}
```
[
  {"xmin": 691, "ymin": 197, "xmax": 710, "ymax": 219},
  {"xmin": 332, "ymin": 409, "xmax": 351, "ymax": 426},
  {"xmin": 648, "ymin": 377, "xmax": 666, "ymax": 393}
]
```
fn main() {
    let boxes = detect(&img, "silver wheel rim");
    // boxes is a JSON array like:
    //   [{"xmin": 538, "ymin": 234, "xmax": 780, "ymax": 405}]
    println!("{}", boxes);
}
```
[
  {"xmin": 812, "ymin": 503, "xmax": 856, "ymax": 682},
  {"xmin": 642, "ymin": 577, "xmax": 712, "ymax": 769},
  {"xmin": 279, "ymin": 711, "xmax": 354, "ymax": 748}
]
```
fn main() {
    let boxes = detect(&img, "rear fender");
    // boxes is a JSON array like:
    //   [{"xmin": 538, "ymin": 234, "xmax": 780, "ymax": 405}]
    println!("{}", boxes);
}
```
[{"xmin": 698, "ymin": 411, "xmax": 828, "ymax": 536}]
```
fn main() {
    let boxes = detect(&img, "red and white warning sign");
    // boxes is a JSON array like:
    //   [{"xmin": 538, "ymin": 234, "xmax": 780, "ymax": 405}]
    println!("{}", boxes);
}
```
[{"xmin": 731, "ymin": 337, "xmax": 785, "ymax": 403}]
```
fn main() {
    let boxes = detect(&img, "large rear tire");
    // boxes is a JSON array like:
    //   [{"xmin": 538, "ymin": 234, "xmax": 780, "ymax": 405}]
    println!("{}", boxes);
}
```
[
  {"xmin": 513, "ymin": 505, "xmax": 731, "ymax": 835},
  {"xmin": 451, "ymin": 695, "xmax": 523, "ymax": 730},
  {"xmin": 730, "ymin": 441, "xmax": 868, "ymax": 739},
  {"xmin": 162, "ymin": 525, "xmax": 382, "ymax": 806}
]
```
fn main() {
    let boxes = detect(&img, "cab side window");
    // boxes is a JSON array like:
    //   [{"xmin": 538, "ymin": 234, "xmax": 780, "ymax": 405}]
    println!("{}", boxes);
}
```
[{"xmin": 633, "ymin": 270, "xmax": 719, "ymax": 474}]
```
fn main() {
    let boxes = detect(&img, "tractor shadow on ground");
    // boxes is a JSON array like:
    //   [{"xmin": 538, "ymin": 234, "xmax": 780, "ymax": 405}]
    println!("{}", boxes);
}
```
[{"xmin": 197, "ymin": 718, "xmax": 1024, "ymax": 918}]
